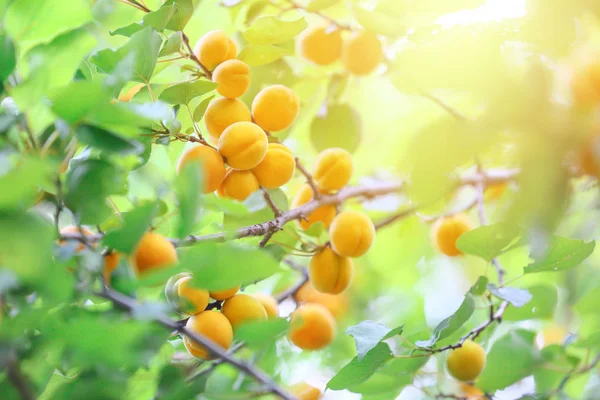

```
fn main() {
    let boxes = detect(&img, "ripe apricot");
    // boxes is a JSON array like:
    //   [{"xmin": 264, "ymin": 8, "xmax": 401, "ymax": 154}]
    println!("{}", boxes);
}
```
[
  {"xmin": 431, "ymin": 214, "xmax": 473, "ymax": 257},
  {"xmin": 309, "ymin": 246, "xmax": 353, "ymax": 294},
  {"xmin": 297, "ymin": 26, "xmax": 342, "ymax": 66},
  {"xmin": 446, "ymin": 340, "xmax": 486, "ymax": 382},
  {"xmin": 165, "ymin": 272, "xmax": 192, "ymax": 306},
  {"xmin": 218, "ymin": 122, "xmax": 268, "ymax": 170},
  {"xmin": 217, "ymin": 169, "xmax": 259, "ymax": 201},
  {"xmin": 536, "ymin": 325, "xmax": 568, "ymax": 348},
  {"xmin": 291, "ymin": 184, "xmax": 337, "ymax": 230},
  {"xmin": 177, "ymin": 145, "xmax": 226, "ymax": 193},
  {"xmin": 295, "ymin": 282, "xmax": 348, "ymax": 319},
  {"xmin": 289, "ymin": 303, "xmax": 336, "ymax": 350},
  {"xmin": 252, "ymin": 85, "xmax": 300, "ymax": 132},
  {"xmin": 210, "ymin": 286, "xmax": 240, "ymax": 301},
  {"xmin": 313, "ymin": 148, "xmax": 353, "ymax": 192},
  {"xmin": 341, "ymin": 30, "xmax": 382, "ymax": 76},
  {"xmin": 59, "ymin": 225, "xmax": 94, "ymax": 252},
  {"xmin": 184, "ymin": 310, "xmax": 234, "ymax": 359},
  {"xmin": 579, "ymin": 133, "xmax": 600, "ymax": 177},
  {"xmin": 212, "ymin": 59, "xmax": 250, "ymax": 98},
  {"xmin": 194, "ymin": 30, "xmax": 237, "ymax": 71},
  {"xmin": 329, "ymin": 210, "xmax": 375, "ymax": 258},
  {"xmin": 289, "ymin": 383, "xmax": 322, "ymax": 400},
  {"xmin": 132, "ymin": 232, "xmax": 178, "ymax": 275},
  {"xmin": 251, "ymin": 143, "xmax": 296, "ymax": 189},
  {"xmin": 222, "ymin": 294, "xmax": 268, "ymax": 329},
  {"xmin": 571, "ymin": 63, "xmax": 600, "ymax": 106},
  {"xmin": 176, "ymin": 276, "xmax": 210, "ymax": 315},
  {"xmin": 253, "ymin": 294, "xmax": 278, "ymax": 318},
  {"xmin": 204, "ymin": 98, "xmax": 252, "ymax": 140},
  {"xmin": 103, "ymin": 251, "xmax": 120, "ymax": 283}
]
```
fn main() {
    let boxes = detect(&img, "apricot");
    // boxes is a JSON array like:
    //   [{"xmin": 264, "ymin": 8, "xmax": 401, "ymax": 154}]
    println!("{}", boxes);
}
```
[
  {"xmin": 446, "ymin": 340, "xmax": 486, "ymax": 382},
  {"xmin": 210, "ymin": 286, "xmax": 240, "ymax": 301},
  {"xmin": 579, "ymin": 133, "xmax": 600, "ymax": 177},
  {"xmin": 571, "ymin": 63, "xmax": 600, "ymax": 106},
  {"xmin": 251, "ymin": 85, "xmax": 300, "ymax": 132},
  {"xmin": 204, "ymin": 98, "xmax": 252, "ymax": 140},
  {"xmin": 484, "ymin": 182, "xmax": 507, "ymax": 201},
  {"xmin": 341, "ymin": 30, "xmax": 383, "ymax": 76},
  {"xmin": 217, "ymin": 169, "xmax": 259, "ymax": 201},
  {"xmin": 177, "ymin": 145, "xmax": 226, "ymax": 193},
  {"xmin": 132, "ymin": 232, "xmax": 178, "ymax": 275},
  {"xmin": 313, "ymin": 148, "xmax": 353, "ymax": 192},
  {"xmin": 289, "ymin": 383, "xmax": 322, "ymax": 400},
  {"xmin": 329, "ymin": 210, "xmax": 375, "ymax": 258},
  {"xmin": 297, "ymin": 26, "xmax": 342, "ymax": 66},
  {"xmin": 222, "ymin": 294, "xmax": 268, "ymax": 329},
  {"xmin": 289, "ymin": 303, "xmax": 336, "ymax": 350},
  {"xmin": 295, "ymin": 282, "xmax": 348, "ymax": 319},
  {"xmin": 165, "ymin": 272, "xmax": 192, "ymax": 306},
  {"xmin": 176, "ymin": 276, "xmax": 210, "ymax": 315},
  {"xmin": 103, "ymin": 251, "xmax": 120, "ymax": 283},
  {"xmin": 309, "ymin": 246, "xmax": 353, "ymax": 294},
  {"xmin": 194, "ymin": 30, "xmax": 237, "ymax": 71},
  {"xmin": 59, "ymin": 225, "xmax": 94, "ymax": 252},
  {"xmin": 460, "ymin": 383, "xmax": 485, "ymax": 399},
  {"xmin": 217, "ymin": 122, "xmax": 268, "ymax": 170},
  {"xmin": 212, "ymin": 59, "xmax": 250, "ymax": 98},
  {"xmin": 431, "ymin": 214, "xmax": 473, "ymax": 257},
  {"xmin": 251, "ymin": 143, "xmax": 296, "ymax": 189},
  {"xmin": 184, "ymin": 310, "xmax": 234, "ymax": 359},
  {"xmin": 253, "ymin": 293, "xmax": 278, "ymax": 318},
  {"xmin": 536, "ymin": 325, "xmax": 568, "ymax": 348},
  {"xmin": 291, "ymin": 184, "xmax": 337, "ymax": 230}
]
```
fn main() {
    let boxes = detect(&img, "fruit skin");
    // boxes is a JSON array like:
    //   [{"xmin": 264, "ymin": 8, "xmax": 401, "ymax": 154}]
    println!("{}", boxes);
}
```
[
  {"xmin": 579, "ymin": 133, "xmax": 600, "ymax": 178},
  {"xmin": 289, "ymin": 303, "xmax": 336, "ymax": 350},
  {"xmin": 133, "ymin": 232, "xmax": 178, "ymax": 275},
  {"xmin": 59, "ymin": 225, "xmax": 94, "ymax": 252},
  {"xmin": 103, "ymin": 251, "xmax": 120, "ymax": 283},
  {"xmin": 329, "ymin": 210, "xmax": 375, "ymax": 258},
  {"xmin": 431, "ymin": 214, "xmax": 473, "ymax": 257},
  {"xmin": 341, "ymin": 30, "xmax": 383, "ymax": 76},
  {"xmin": 536, "ymin": 325, "xmax": 568, "ymax": 348},
  {"xmin": 194, "ymin": 30, "xmax": 237, "ymax": 71},
  {"xmin": 222, "ymin": 294, "xmax": 268, "ymax": 329},
  {"xmin": 204, "ymin": 98, "xmax": 252, "ymax": 140},
  {"xmin": 295, "ymin": 282, "xmax": 348, "ymax": 319},
  {"xmin": 176, "ymin": 276, "xmax": 210, "ymax": 315},
  {"xmin": 210, "ymin": 286, "xmax": 240, "ymax": 301},
  {"xmin": 212, "ymin": 59, "xmax": 251, "ymax": 98},
  {"xmin": 313, "ymin": 148, "xmax": 353, "ymax": 192},
  {"xmin": 251, "ymin": 143, "xmax": 296, "ymax": 189},
  {"xmin": 289, "ymin": 382, "xmax": 322, "ymax": 400},
  {"xmin": 177, "ymin": 145, "xmax": 226, "ymax": 193},
  {"xmin": 309, "ymin": 246, "xmax": 353, "ymax": 294},
  {"xmin": 297, "ymin": 26, "xmax": 342, "ymax": 66},
  {"xmin": 291, "ymin": 184, "xmax": 337, "ymax": 230},
  {"xmin": 252, "ymin": 84, "xmax": 300, "ymax": 132},
  {"xmin": 253, "ymin": 294, "xmax": 278, "ymax": 318},
  {"xmin": 446, "ymin": 340, "xmax": 486, "ymax": 382},
  {"xmin": 217, "ymin": 169, "xmax": 259, "ymax": 201},
  {"xmin": 165, "ymin": 272, "xmax": 192, "ymax": 306},
  {"xmin": 218, "ymin": 122, "xmax": 268, "ymax": 170},
  {"xmin": 184, "ymin": 310, "xmax": 234, "ymax": 359},
  {"xmin": 571, "ymin": 63, "xmax": 600, "ymax": 106}
]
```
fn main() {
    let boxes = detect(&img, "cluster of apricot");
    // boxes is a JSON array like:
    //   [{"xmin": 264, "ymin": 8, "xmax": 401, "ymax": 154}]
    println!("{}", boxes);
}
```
[{"xmin": 177, "ymin": 30, "xmax": 299, "ymax": 201}]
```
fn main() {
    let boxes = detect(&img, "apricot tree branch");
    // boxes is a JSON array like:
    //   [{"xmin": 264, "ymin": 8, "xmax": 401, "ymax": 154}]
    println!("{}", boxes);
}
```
[
  {"xmin": 294, "ymin": 157, "xmax": 321, "ymax": 199},
  {"xmin": 261, "ymin": 187, "xmax": 282, "ymax": 218},
  {"xmin": 276, "ymin": 0, "xmax": 352, "ymax": 31},
  {"xmin": 7, "ymin": 351, "xmax": 34, "ymax": 400},
  {"xmin": 421, "ymin": 92, "xmax": 467, "ymax": 120}
]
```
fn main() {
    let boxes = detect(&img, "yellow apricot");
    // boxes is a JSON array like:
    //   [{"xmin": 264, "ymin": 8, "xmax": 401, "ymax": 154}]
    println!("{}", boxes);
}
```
[
  {"xmin": 59, "ymin": 225, "xmax": 94, "ymax": 252},
  {"xmin": 289, "ymin": 303, "xmax": 336, "ymax": 350},
  {"xmin": 176, "ymin": 276, "xmax": 210, "ymax": 315},
  {"xmin": 251, "ymin": 143, "xmax": 296, "ymax": 189},
  {"xmin": 194, "ymin": 30, "xmax": 237, "ymax": 71},
  {"xmin": 222, "ymin": 294, "xmax": 268, "ymax": 329},
  {"xmin": 218, "ymin": 122, "xmax": 268, "ymax": 170},
  {"xmin": 210, "ymin": 286, "xmax": 240, "ymax": 301},
  {"xmin": 579, "ymin": 133, "xmax": 600, "ymax": 178},
  {"xmin": 253, "ymin": 294, "xmax": 278, "ymax": 318},
  {"xmin": 431, "ymin": 214, "xmax": 473, "ymax": 257},
  {"xmin": 291, "ymin": 184, "xmax": 337, "ymax": 230},
  {"xmin": 212, "ymin": 59, "xmax": 250, "ymax": 98},
  {"xmin": 297, "ymin": 26, "xmax": 342, "ymax": 66},
  {"xmin": 217, "ymin": 169, "xmax": 259, "ymax": 201},
  {"xmin": 460, "ymin": 383, "xmax": 486, "ymax": 400},
  {"xmin": 313, "ymin": 148, "xmax": 353, "ymax": 192},
  {"xmin": 184, "ymin": 310, "xmax": 234, "ymax": 359},
  {"xmin": 329, "ymin": 211, "xmax": 375, "ymax": 258},
  {"xmin": 177, "ymin": 145, "xmax": 226, "ymax": 193},
  {"xmin": 165, "ymin": 273, "xmax": 191, "ymax": 305},
  {"xmin": 484, "ymin": 182, "xmax": 507, "ymax": 201},
  {"xmin": 571, "ymin": 63, "xmax": 600, "ymax": 106},
  {"xmin": 537, "ymin": 325, "xmax": 568, "ymax": 348},
  {"xmin": 133, "ymin": 232, "xmax": 178, "ymax": 276},
  {"xmin": 341, "ymin": 30, "xmax": 382, "ymax": 76},
  {"xmin": 252, "ymin": 85, "xmax": 300, "ymax": 132},
  {"xmin": 204, "ymin": 98, "xmax": 252, "ymax": 140},
  {"xmin": 289, "ymin": 383, "xmax": 322, "ymax": 400},
  {"xmin": 446, "ymin": 340, "xmax": 486, "ymax": 382},
  {"xmin": 295, "ymin": 282, "xmax": 348, "ymax": 319},
  {"xmin": 103, "ymin": 251, "xmax": 120, "ymax": 283},
  {"xmin": 309, "ymin": 246, "xmax": 353, "ymax": 294}
]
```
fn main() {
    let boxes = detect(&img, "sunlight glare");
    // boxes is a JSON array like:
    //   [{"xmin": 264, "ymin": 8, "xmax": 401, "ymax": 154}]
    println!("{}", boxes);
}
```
[{"xmin": 437, "ymin": 0, "xmax": 527, "ymax": 27}]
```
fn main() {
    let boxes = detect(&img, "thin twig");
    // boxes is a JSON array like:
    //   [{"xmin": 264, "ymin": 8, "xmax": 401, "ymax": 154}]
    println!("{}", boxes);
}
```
[
  {"xmin": 7, "ymin": 351, "xmax": 34, "ymax": 400},
  {"xmin": 295, "ymin": 157, "xmax": 321, "ymax": 199},
  {"xmin": 421, "ymin": 92, "xmax": 467, "ymax": 120},
  {"xmin": 375, "ymin": 205, "xmax": 420, "ymax": 230},
  {"xmin": 182, "ymin": 33, "xmax": 212, "ymax": 79},
  {"xmin": 275, "ymin": 0, "xmax": 352, "ymax": 31},
  {"xmin": 261, "ymin": 187, "xmax": 282, "ymax": 218},
  {"xmin": 54, "ymin": 178, "xmax": 63, "ymax": 234},
  {"xmin": 557, "ymin": 352, "xmax": 600, "ymax": 392}
]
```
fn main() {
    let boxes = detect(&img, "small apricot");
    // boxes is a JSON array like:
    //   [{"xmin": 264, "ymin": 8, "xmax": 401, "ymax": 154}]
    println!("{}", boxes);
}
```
[
  {"xmin": 103, "ymin": 251, "xmax": 120, "ymax": 283},
  {"xmin": 204, "ymin": 98, "xmax": 252, "ymax": 140},
  {"xmin": 341, "ymin": 30, "xmax": 382, "ymax": 76},
  {"xmin": 446, "ymin": 340, "xmax": 486, "ymax": 382},
  {"xmin": 132, "ymin": 232, "xmax": 178, "ymax": 275},
  {"xmin": 536, "ymin": 325, "xmax": 568, "ymax": 348},
  {"xmin": 194, "ymin": 30, "xmax": 237, "ymax": 71},
  {"xmin": 571, "ymin": 63, "xmax": 600, "ymax": 106},
  {"xmin": 184, "ymin": 310, "xmax": 234, "ymax": 359},
  {"xmin": 59, "ymin": 225, "xmax": 94, "ymax": 252},
  {"xmin": 217, "ymin": 122, "xmax": 268, "ymax": 170},
  {"xmin": 210, "ymin": 286, "xmax": 240, "ymax": 301},
  {"xmin": 253, "ymin": 294, "xmax": 278, "ymax": 318},
  {"xmin": 177, "ymin": 145, "xmax": 226, "ymax": 193},
  {"xmin": 222, "ymin": 294, "xmax": 268, "ymax": 329},
  {"xmin": 297, "ymin": 26, "xmax": 342, "ymax": 66},
  {"xmin": 484, "ymin": 182, "xmax": 507, "ymax": 201},
  {"xmin": 579, "ymin": 133, "xmax": 600, "ymax": 178},
  {"xmin": 212, "ymin": 59, "xmax": 251, "ymax": 98},
  {"xmin": 176, "ymin": 276, "xmax": 210, "ymax": 315},
  {"xmin": 313, "ymin": 148, "xmax": 353, "ymax": 192},
  {"xmin": 252, "ymin": 85, "xmax": 300, "ymax": 132},
  {"xmin": 289, "ymin": 382, "xmax": 322, "ymax": 400},
  {"xmin": 431, "ymin": 214, "xmax": 473, "ymax": 257},
  {"xmin": 165, "ymin": 272, "xmax": 191, "ymax": 305},
  {"xmin": 309, "ymin": 246, "xmax": 353, "ymax": 294},
  {"xmin": 251, "ymin": 143, "xmax": 296, "ymax": 189},
  {"xmin": 291, "ymin": 184, "xmax": 337, "ymax": 230},
  {"xmin": 295, "ymin": 282, "xmax": 348, "ymax": 319},
  {"xmin": 217, "ymin": 169, "xmax": 259, "ymax": 201},
  {"xmin": 289, "ymin": 303, "xmax": 336, "ymax": 350},
  {"xmin": 329, "ymin": 210, "xmax": 375, "ymax": 258}
]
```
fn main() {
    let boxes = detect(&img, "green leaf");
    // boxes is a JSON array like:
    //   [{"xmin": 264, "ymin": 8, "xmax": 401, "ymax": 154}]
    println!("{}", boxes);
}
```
[
  {"xmin": 163, "ymin": 0, "xmax": 194, "ymax": 31},
  {"xmin": 524, "ymin": 237, "xmax": 596, "ymax": 274},
  {"xmin": 51, "ymin": 81, "xmax": 112, "ymax": 124},
  {"xmin": 346, "ymin": 321, "xmax": 404, "ymax": 360},
  {"xmin": 416, "ymin": 293, "xmax": 475, "ymax": 348},
  {"xmin": 504, "ymin": 285, "xmax": 557, "ymax": 321},
  {"xmin": 102, "ymin": 203, "xmax": 158, "ymax": 254},
  {"xmin": 159, "ymin": 80, "xmax": 218, "ymax": 105},
  {"xmin": 76, "ymin": 125, "xmax": 144, "ymax": 155},
  {"xmin": 0, "ymin": 156, "xmax": 55, "ymax": 210},
  {"xmin": 159, "ymin": 32, "xmax": 183, "ymax": 57},
  {"xmin": 311, "ymin": 104, "xmax": 362, "ymax": 154},
  {"xmin": 193, "ymin": 95, "xmax": 215, "ymax": 122},
  {"xmin": 353, "ymin": 6, "xmax": 405, "ymax": 37},
  {"xmin": 111, "ymin": 5, "xmax": 177, "ymax": 37},
  {"xmin": 237, "ymin": 44, "xmax": 290, "ymax": 66},
  {"xmin": 306, "ymin": 0, "xmax": 340, "ymax": 12},
  {"xmin": 175, "ymin": 162, "xmax": 202, "ymax": 238},
  {"xmin": 456, "ymin": 222, "xmax": 523, "ymax": 261},
  {"xmin": 487, "ymin": 284, "xmax": 532, "ymax": 308},
  {"xmin": 470, "ymin": 276, "xmax": 489, "ymax": 296},
  {"xmin": 327, "ymin": 342, "xmax": 394, "ymax": 390},
  {"xmin": 235, "ymin": 318, "xmax": 289, "ymax": 348},
  {"xmin": 243, "ymin": 16, "xmax": 307, "ymax": 45},
  {"xmin": 0, "ymin": 34, "xmax": 16, "ymax": 83}
]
